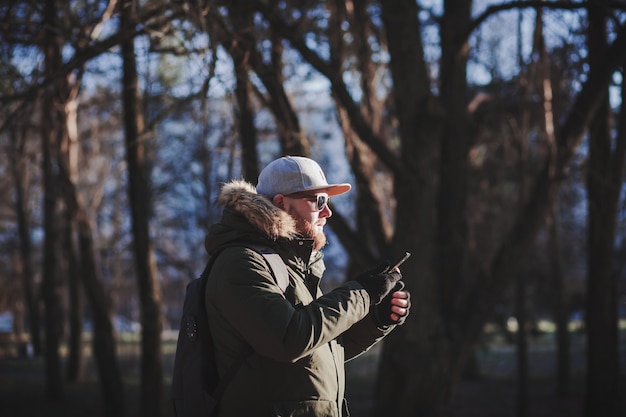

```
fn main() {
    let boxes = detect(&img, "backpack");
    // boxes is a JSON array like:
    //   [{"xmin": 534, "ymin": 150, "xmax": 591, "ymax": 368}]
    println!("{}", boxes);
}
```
[{"xmin": 171, "ymin": 244, "xmax": 290, "ymax": 417}]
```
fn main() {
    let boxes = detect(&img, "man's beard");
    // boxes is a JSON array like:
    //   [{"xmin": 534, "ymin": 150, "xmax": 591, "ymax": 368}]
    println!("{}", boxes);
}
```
[{"xmin": 289, "ymin": 207, "xmax": 327, "ymax": 251}]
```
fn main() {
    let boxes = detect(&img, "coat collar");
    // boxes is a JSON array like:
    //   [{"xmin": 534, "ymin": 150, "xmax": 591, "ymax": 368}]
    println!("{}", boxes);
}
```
[
  {"xmin": 216, "ymin": 180, "xmax": 298, "ymax": 240},
  {"xmin": 208, "ymin": 180, "xmax": 325, "ymax": 269}
]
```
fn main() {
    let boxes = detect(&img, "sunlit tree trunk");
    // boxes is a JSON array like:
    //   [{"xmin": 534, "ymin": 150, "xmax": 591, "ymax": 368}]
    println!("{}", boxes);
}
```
[
  {"xmin": 513, "ymin": 9, "xmax": 550, "ymax": 416},
  {"xmin": 120, "ymin": 1, "xmax": 164, "ymax": 416},
  {"xmin": 53, "ymin": 50, "xmax": 127, "ymax": 417},
  {"xmin": 584, "ymin": 3, "xmax": 625, "ymax": 416},
  {"xmin": 62, "ymin": 86, "xmax": 85, "ymax": 382},
  {"xmin": 533, "ymin": 7, "xmax": 571, "ymax": 400}
]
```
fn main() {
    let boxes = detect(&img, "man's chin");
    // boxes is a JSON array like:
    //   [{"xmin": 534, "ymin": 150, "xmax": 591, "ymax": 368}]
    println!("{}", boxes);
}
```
[
  {"xmin": 313, "ymin": 234, "xmax": 327, "ymax": 251},
  {"xmin": 311, "ymin": 224, "xmax": 328, "ymax": 249},
  {"xmin": 293, "ymin": 216, "xmax": 327, "ymax": 250}
]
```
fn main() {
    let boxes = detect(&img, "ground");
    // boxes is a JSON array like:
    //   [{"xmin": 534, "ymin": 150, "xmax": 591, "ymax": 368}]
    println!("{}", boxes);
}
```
[
  {"xmin": 345, "ymin": 375, "xmax": 587, "ymax": 417},
  {"xmin": 0, "ymin": 356, "xmax": 590, "ymax": 417},
  {"xmin": 0, "ymin": 332, "xmax": 622, "ymax": 417}
]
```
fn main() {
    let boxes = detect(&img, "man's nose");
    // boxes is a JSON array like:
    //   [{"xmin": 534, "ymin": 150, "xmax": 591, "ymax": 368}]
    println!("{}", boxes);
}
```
[{"xmin": 320, "ymin": 203, "xmax": 332, "ymax": 218}]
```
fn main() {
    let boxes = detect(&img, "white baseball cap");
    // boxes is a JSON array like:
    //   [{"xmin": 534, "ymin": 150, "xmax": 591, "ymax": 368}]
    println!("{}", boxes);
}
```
[{"xmin": 256, "ymin": 156, "xmax": 351, "ymax": 197}]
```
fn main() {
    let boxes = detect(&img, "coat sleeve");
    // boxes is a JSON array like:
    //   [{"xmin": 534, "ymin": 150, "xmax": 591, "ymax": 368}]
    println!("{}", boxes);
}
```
[
  {"xmin": 206, "ymin": 247, "xmax": 371, "ymax": 363},
  {"xmin": 340, "ymin": 312, "xmax": 394, "ymax": 361}
]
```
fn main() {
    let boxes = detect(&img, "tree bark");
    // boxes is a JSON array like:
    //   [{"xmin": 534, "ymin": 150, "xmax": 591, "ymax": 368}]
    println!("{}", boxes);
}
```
[
  {"xmin": 584, "ymin": 3, "xmax": 625, "ymax": 416},
  {"xmin": 8, "ymin": 117, "xmax": 41, "ymax": 356},
  {"xmin": 329, "ymin": 0, "xmax": 389, "ymax": 262},
  {"xmin": 62, "ymin": 84, "xmax": 84, "ymax": 383},
  {"xmin": 254, "ymin": 32, "xmax": 310, "ymax": 156},
  {"xmin": 548, "ymin": 199, "xmax": 570, "ymax": 397},
  {"xmin": 51, "ymin": 35, "xmax": 127, "ymax": 417},
  {"xmin": 534, "ymin": 8, "xmax": 570, "ymax": 396},
  {"xmin": 41, "ymin": 0, "xmax": 64, "ymax": 399},
  {"xmin": 120, "ymin": 2, "xmax": 164, "ymax": 416},
  {"xmin": 373, "ymin": 1, "xmax": 444, "ymax": 416},
  {"xmin": 234, "ymin": 56, "xmax": 259, "ymax": 180},
  {"xmin": 228, "ymin": 0, "xmax": 259, "ymax": 180},
  {"xmin": 58, "ymin": 147, "xmax": 128, "ymax": 416},
  {"xmin": 514, "ymin": 272, "xmax": 529, "ymax": 417},
  {"xmin": 63, "ymin": 200, "xmax": 84, "ymax": 382}
]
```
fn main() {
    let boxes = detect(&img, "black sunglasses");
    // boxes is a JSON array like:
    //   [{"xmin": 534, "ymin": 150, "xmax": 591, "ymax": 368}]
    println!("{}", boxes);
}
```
[{"xmin": 287, "ymin": 192, "xmax": 330, "ymax": 211}]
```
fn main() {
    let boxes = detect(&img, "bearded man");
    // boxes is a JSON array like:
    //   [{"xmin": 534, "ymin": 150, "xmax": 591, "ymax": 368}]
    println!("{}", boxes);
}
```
[{"xmin": 203, "ymin": 156, "xmax": 411, "ymax": 417}]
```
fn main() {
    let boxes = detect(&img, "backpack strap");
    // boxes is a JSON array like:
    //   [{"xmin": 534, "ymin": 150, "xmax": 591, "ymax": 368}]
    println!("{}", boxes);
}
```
[
  {"xmin": 202, "ymin": 244, "xmax": 290, "ymax": 293},
  {"xmin": 249, "ymin": 245, "xmax": 290, "ymax": 293}
]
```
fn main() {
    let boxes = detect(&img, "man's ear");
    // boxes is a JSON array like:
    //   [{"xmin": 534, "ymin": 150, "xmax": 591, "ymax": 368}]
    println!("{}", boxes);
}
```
[{"xmin": 272, "ymin": 194, "xmax": 285, "ymax": 209}]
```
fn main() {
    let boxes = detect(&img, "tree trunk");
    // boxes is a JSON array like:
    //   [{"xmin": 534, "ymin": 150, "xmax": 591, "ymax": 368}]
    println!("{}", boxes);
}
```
[
  {"xmin": 63, "ymin": 203, "xmax": 84, "ymax": 382},
  {"xmin": 9, "ymin": 121, "xmax": 41, "ymax": 356},
  {"xmin": 548, "ymin": 199, "xmax": 570, "ymax": 397},
  {"xmin": 234, "ymin": 58, "xmax": 259, "ymax": 180},
  {"xmin": 120, "ymin": 2, "xmax": 164, "ymax": 416},
  {"xmin": 584, "ymin": 4, "xmax": 625, "ymax": 416},
  {"xmin": 531, "ymin": 4, "xmax": 570, "ymax": 400},
  {"xmin": 58, "ymin": 153, "xmax": 128, "ymax": 417},
  {"xmin": 52, "ymin": 45, "xmax": 127, "ymax": 417},
  {"xmin": 338, "ymin": 107, "xmax": 389, "ymax": 262},
  {"xmin": 437, "ymin": 0, "xmax": 471, "ymax": 322},
  {"xmin": 41, "ymin": 76, "xmax": 63, "ymax": 401},
  {"xmin": 328, "ymin": 0, "xmax": 389, "ymax": 262},
  {"xmin": 41, "ymin": 0, "xmax": 64, "ymax": 399},
  {"xmin": 62, "ymin": 88, "xmax": 84, "ymax": 382},
  {"xmin": 585, "ymin": 99, "xmax": 622, "ymax": 417},
  {"xmin": 79, "ymin": 219, "xmax": 128, "ymax": 417},
  {"xmin": 513, "ymin": 8, "xmax": 551, "ymax": 415},
  {"xmin": 254, "ymin": 33, "xmax": 310, "ymax": 156},
  {"xmin": 373, "ymin": 1, "xmax": 444, "ymax": 416},
  {"xmin": 228, "ymin": 0, "xmax": 259, "ymax": 180},
  {"xmin": 514, "ymin": 272, "xmax": 529, "ymax": 417},
  {"xmin": 380, "ymin": 8, "xmax": 626, "ymax": 417}
]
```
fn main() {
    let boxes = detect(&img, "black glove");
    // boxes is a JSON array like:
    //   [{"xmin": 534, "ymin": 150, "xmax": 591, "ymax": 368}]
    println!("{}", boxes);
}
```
[
  {"xmin": 354, "ymin": 262, "xmax": 402, "ymax": 305},
  {"xmin": 374, "ymin": 282, "xmax": 411, "ymax": 327}
]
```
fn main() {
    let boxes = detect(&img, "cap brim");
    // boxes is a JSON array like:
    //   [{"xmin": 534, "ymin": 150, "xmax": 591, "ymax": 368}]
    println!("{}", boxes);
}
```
[{"xmin": 305, "ymin": 183, "xmax": 352, "ymax": 197}]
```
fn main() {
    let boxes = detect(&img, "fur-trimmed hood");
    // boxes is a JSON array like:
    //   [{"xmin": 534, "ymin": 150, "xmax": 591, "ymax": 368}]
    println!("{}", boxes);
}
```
[{"xmin": 216, "ymin": 179, "xmax": 297, "ymax": 240}]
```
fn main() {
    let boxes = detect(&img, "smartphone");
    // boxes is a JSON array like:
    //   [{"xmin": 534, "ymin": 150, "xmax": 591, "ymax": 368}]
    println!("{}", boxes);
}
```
[{"xmin": 390, "ymin": 252, "xmax": 411, "ymax": 270}]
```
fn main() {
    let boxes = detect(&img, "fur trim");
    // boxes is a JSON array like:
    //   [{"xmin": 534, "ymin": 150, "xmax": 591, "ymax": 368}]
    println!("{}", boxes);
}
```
[{"xmin": 217, "ymin": 180, "xmax": 297, "ymax": 240}]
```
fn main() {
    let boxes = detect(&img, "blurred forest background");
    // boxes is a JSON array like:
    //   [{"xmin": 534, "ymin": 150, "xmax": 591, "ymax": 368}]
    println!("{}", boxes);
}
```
[{"xmin": 0, "ymin": 1, "xmax": 625, "ymax": 417}]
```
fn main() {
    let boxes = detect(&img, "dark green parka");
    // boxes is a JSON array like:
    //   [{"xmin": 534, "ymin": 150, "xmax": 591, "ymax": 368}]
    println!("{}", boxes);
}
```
[{"xmin": 204, "ymin": 180, "xmax": 395, "ymax": 417}]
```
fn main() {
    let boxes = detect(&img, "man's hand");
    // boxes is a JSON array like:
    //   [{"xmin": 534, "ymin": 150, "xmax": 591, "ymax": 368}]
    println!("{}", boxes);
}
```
[
  {"xmin": 354, "ymin": 263, "xmax": 402, "ymax": 305},
  {"xmin": 374, "ymin": 283, "xmax": 411, "ymax": 327}
]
